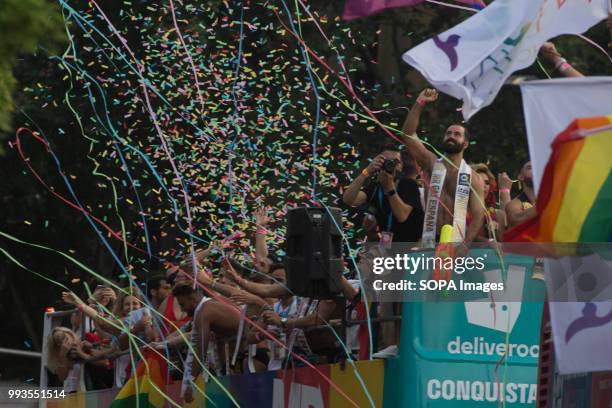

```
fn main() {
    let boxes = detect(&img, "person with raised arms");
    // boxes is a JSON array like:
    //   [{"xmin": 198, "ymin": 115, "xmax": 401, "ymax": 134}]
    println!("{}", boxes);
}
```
[{"xmin": 400, "ymin": 88, "xmax": 485, "ymax": 246}]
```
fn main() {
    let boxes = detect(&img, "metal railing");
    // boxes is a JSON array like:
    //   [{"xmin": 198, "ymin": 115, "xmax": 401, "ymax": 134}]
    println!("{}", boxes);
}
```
[{"xmin": 0, "ymin": 347, "xmax": 41, "ymax": 359}]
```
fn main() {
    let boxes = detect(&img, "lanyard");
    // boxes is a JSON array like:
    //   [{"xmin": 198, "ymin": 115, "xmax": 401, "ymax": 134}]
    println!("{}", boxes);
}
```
[
  {"xmin": 377, "ymin": 187, "xmax": 393, "ymax": 232},
  {"xmin": 275, "ymin": 297, "xmax": 297, "ymax": 318}
]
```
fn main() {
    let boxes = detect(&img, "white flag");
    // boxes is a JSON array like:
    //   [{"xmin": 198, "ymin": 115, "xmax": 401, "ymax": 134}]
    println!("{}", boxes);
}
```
[
  {"xmin": 402, "ymin": 0, "xmax": 610, "ymax": 120},
  {"xmin": 521, "ymin": 77, "xmax": 612, "ymax": 191},
  {"xmin": 546, "ymin": 255, "xmax": 612, "ymax": 374}
]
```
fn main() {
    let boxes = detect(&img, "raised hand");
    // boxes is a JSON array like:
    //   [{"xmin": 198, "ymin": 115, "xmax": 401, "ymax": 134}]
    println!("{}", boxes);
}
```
[
  {"xmin": 196, "ymin": 269, "xmax": 213, "ymax": 286},
  {"xmin": 62, "ymin": 291, "xmax": 82, "ymax": 306},
  {"xmin": 365, "ymin": 155, "xmax": 385, "ymax": 175},
  {"xmin": 539, "ymin": 42, "xmax": 561, "ymax": 64},
  {"xmin": 255, "ymin": 207, "xmax": 270, "ymax": 228},
  {"xmin": 134, "ymin": 314, "xmax": 153, "ymax": 332},
  {"xmin": 230, "ymin": 291, "xmax": 264, "ymax": 306},
  {"xmin": 221, "ymin": 257, "xmax": 240, "ymax": 283},
  {"xmin": 418, "ymin": 88, "xmax": 439, "ymax": 104},
  {"xmin": 377, "ymin": 170, "xmax": 395, "ymax": 193},
  {"xmin": 262, "ymin": 310, "xmax": 282, "ymax": 327},
  {"xmin": 497, "ymin": 172, "xmax": 513, "ymax": 191}
]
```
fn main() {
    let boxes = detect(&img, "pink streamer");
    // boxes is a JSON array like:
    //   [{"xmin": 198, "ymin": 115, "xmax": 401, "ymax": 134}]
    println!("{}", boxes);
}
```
[{"xmin": 168, "ymin": 0, "xmax": 207, "ymax": 112}]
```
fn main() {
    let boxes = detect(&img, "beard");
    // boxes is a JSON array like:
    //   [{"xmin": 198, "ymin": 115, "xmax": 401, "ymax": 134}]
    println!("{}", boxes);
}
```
[{"xmin": 441, "ymin": 140, "xmax": 463, "ymax": 154}]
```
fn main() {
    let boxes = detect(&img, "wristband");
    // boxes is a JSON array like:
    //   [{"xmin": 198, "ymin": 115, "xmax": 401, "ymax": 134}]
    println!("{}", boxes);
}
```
[
  {"xmin": 554, "ymin": 57, "xmax": 567, "ymax": 70},
  {"xmin": 256, "ymin": 228, "xmax": 268, "ymax": 235},
  {"xmin": 361, "ymin": 168, "xmax": 369, "ymax": 177},
  {"xmin": 499, "ymin": 188, "xmax": 510, "ymax": 194},
  {"xmin": 416, "ymin": 97, "xmax": 426, "ymax": 107},
  {"xmin": 386, "ymin": 189, "xmax": 397, "ymax": 197},
  {"xmin": 558, "ymin": 62, "xmax": 571, "ymax": 72}
]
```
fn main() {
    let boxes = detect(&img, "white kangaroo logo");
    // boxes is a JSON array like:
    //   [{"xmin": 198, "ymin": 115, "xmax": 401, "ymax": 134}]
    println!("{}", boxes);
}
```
[{"xmin": 464, "ymin": 265, "xmax": 526, "ymax": 333}]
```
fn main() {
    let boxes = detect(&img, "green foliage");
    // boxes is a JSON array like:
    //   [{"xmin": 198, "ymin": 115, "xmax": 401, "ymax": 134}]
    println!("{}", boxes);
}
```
[{"xmin": 0, "ymin": 0, "xmax": 65, "ymax": 143}]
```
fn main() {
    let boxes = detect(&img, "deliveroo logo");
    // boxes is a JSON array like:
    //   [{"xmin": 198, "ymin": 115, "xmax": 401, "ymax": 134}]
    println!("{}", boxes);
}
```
[{"xmin": 464, "ymin": 265, "xmax": 526, "ymax": 333}]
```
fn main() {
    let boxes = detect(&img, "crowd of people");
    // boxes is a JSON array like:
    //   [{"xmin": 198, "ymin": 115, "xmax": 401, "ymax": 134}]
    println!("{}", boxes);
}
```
[
  {"xmin": 45, "ymin": 41, "xmax": 579, "ymax": 399},
  {"xmin": 46, "ymin": 213, "xmax": 362, "ymax": 401}
]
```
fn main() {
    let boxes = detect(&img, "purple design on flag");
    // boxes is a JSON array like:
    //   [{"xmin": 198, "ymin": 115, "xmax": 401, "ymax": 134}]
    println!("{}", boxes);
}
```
[
  {"xmin": 433, "ymin": 34, "xmax": 461, "ymax": 71},
  {"xmin": 342, "ymin": 0, "xmax": 423, "ymax": 21},
  {"xmin": 342, "ymin": 0, "xmax": 486, "ymax": 20},
  {"xmin": 565, "ymin": 303, "xmax": 612, "ymax": 344}
]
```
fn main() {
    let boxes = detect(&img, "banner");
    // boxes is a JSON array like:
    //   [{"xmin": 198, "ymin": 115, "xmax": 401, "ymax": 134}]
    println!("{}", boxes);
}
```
[
  {"xmin": 520, "ymin": 77, "xmax": 612, "ymax": 191},
  {"xmin": 402, "ymin": 0, "xmax": 610, "ymax": 120},
  {"xmin": 47, "ymin": 360, "xmax": 385, "ymax": 408}
]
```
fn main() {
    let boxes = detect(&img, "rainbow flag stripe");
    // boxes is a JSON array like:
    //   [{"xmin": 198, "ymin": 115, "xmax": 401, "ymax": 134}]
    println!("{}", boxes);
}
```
[
  {"xmin": 506, "ymin": 115, "xmax": 612, "ymax": 243},
  {"xmin": 110, "ymin": 352, "xmax": 168, "ymax": 408}
]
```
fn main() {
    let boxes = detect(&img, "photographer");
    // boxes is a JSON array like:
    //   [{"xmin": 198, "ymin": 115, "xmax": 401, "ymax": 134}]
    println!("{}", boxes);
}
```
[{"xmin": 343, "ymin": 143, "xmax": 424, "ymax": 243}]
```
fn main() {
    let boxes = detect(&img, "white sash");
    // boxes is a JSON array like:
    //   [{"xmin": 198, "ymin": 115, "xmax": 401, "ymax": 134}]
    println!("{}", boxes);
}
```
[
  {"xmin": 267, "ymin": 299, "xmax": 299, "ymax": 371},
  {"xmin": 422, "ymin": 159, "xmax": 472, "ymax": 247},
  {"xmin": 231, "ymin": 305, "xmax": 247, "ymax": 366},
  {"xmin": 451, "ymin": 160, "xmax": 472, "ymax": 243},
  {"xmin": 285, "ymin": 299, "xmax": 316, "ymax": 361},
  {"xmin": 181, "ymin": 296, "xmax": 210, "ymax": 397}
]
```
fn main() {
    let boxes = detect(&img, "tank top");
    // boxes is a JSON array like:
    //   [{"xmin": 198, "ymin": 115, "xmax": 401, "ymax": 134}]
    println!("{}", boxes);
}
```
[
  {"xmin": 517, "ymin": 191, "xmax": 533, "ymax": 210},
  {"xmin": 162, "ymin": 294, "xmax": 191, "ymax": 335}
]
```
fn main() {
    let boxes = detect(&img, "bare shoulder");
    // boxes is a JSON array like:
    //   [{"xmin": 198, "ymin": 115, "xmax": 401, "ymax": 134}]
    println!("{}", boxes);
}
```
[
  {"xmin": 505, "ymin": 197, "xmax": 521, "ymax": 212},
  {"xmin": 470, "ymin": 171, "xmax": 485, "ymax": 191}
]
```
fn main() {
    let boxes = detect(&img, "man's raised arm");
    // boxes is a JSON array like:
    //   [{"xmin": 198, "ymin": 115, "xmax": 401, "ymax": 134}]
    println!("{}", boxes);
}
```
[
  {"xmin": 400, "ymin": 89, "xmax": 438, "ymax": 172},
  {"xmin": 342, "ymin": 155, "xmax": 383, "ymax": 207}
]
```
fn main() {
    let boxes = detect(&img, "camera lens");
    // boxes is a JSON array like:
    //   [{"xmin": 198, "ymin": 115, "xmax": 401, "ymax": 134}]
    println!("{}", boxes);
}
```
[{"xmin": 383, "ymin": 159, "xmax": 397, "ymax": 174}]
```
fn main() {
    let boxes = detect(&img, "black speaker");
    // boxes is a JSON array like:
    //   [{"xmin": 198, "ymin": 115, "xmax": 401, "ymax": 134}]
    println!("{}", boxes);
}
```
[{"xmin": 284, "ymin": 207, "xmax": 343, "ymax": 299}]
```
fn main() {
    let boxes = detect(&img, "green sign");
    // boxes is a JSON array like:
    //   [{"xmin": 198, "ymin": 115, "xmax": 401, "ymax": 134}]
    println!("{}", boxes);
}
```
[{"xmin": 384, "ymin": 250, "xmax": 545, "ymax": 407}]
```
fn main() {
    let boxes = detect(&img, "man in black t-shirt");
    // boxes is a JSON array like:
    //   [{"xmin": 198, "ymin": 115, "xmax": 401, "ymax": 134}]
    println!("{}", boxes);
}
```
[
  {"xmin": 343, "ymin": 143, "xmax": 424, "ymax": 359},
  {"xmin": 343, "ymin": 143, "xmax": 424, "ymax": 243}
]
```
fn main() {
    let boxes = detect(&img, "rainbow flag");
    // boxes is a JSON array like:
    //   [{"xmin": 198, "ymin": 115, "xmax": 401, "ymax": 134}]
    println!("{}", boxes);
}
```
[
  {"xmin": 110, "ymin": 351, "xmax": 169, "ymax": 408},
  {"xmin": 505, "ymin": 116, "xmax": 612, "ymax": 243}
]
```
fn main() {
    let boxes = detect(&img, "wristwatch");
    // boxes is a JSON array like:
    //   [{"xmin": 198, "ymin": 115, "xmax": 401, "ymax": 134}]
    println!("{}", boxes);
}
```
[
  {"xmin": 280, "ymin": 317, "xmax": 288, "ymax": 329},
  {"xmin": 386, "ymin": 189, "xmax": 397, "ymax": 197}
]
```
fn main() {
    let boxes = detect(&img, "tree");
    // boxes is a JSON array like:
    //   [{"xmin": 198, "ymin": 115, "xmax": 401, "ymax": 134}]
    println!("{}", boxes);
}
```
[{"xmin": 0, "ymin": 0, "xmax": 65, "ymax": 152}]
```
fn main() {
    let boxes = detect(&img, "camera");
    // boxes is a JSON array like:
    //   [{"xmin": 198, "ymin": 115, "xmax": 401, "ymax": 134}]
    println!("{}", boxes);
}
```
[{"xmin": 382, "ymin": 158, "xmax": 399, "ymax": 174}]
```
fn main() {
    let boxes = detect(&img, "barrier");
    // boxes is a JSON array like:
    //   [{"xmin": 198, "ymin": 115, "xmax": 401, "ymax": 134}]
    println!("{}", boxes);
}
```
[{"xmin": 45, "ymin": 359, "xmax": 386, "ymax": 408}]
